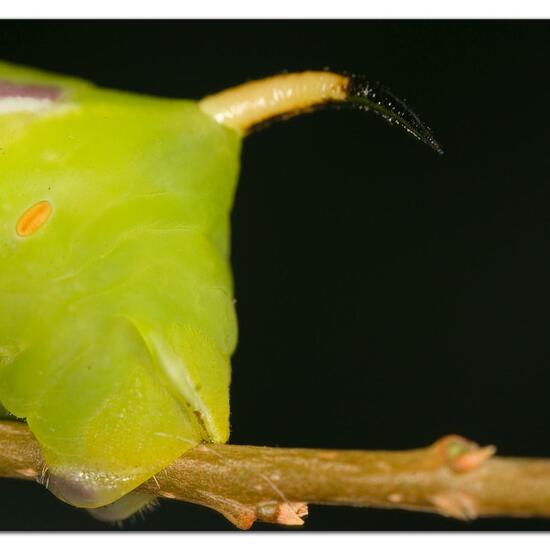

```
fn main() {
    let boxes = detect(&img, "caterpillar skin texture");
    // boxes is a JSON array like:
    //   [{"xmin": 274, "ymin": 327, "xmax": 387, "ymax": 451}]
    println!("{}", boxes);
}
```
[{"xmin": 0, "ymin": 62, "xmax": 240, "ymax": 509}]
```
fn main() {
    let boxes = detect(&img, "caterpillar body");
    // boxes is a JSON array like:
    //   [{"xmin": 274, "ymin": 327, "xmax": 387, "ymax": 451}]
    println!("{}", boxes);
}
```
[{"xmin": 0, "ymin": 61, "xmax": 439, "ymax": 520}]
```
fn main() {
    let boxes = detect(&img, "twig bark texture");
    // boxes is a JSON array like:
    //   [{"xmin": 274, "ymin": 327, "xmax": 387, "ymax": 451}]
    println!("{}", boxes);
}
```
[{"xmin": 2, "ymin": 420, "xmax": 550, "ymax": 528}]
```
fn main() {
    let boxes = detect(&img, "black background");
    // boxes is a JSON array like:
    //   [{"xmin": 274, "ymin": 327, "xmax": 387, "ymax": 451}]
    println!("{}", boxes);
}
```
[{"xmin": 1, "ymin": 20, "xmax": 550, "ymax": 531}]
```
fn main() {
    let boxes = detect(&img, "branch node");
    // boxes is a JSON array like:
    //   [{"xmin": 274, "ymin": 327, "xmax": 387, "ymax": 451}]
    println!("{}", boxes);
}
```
[
  {"xmin": 430, "ymin": 491, "xmax": 479, "ymax": 520},
  {"xmin": 256, "ymin": 501, "xmax": 309, "ymax": 526},
  {"xmin": 434, "ymin": 435, "xmax": 496, "ymax": 473},
  {"xmin": 211, "ymin": 500, "xmax": 256, "ymax": 530},
  {"xmin": 452, "ymin": 445, "xmax": 496, "ymax": 473}
]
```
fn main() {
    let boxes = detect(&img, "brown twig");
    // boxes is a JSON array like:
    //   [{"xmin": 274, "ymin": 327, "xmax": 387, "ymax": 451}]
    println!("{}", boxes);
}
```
[{"xmin": 2, "ymin": 420, "xmax": 550, "ymax": 529}]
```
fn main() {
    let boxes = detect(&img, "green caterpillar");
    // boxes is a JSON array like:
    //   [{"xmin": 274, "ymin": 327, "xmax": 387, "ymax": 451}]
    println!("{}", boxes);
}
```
[{"xmin": 0, "ymin": 61, "xmax": 439, "ymax": 520}]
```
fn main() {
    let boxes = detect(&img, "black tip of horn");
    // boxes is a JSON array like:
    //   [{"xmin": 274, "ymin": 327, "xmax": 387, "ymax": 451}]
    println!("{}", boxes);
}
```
[{"xmin": 346, "ymin": 74, "xmax": 444, "ymax": 155}]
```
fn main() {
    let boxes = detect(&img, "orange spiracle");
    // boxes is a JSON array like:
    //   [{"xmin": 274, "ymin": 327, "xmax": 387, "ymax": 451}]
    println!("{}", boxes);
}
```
[{"xmin": 16, "ymin": 200, "xmax": 52, "ymax": 237}]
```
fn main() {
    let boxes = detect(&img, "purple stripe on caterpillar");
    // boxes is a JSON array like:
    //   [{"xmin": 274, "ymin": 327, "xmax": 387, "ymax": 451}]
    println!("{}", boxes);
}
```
[{"xmin": 0, "ymin": 80, "xmax": 62, "ymax": 100}]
